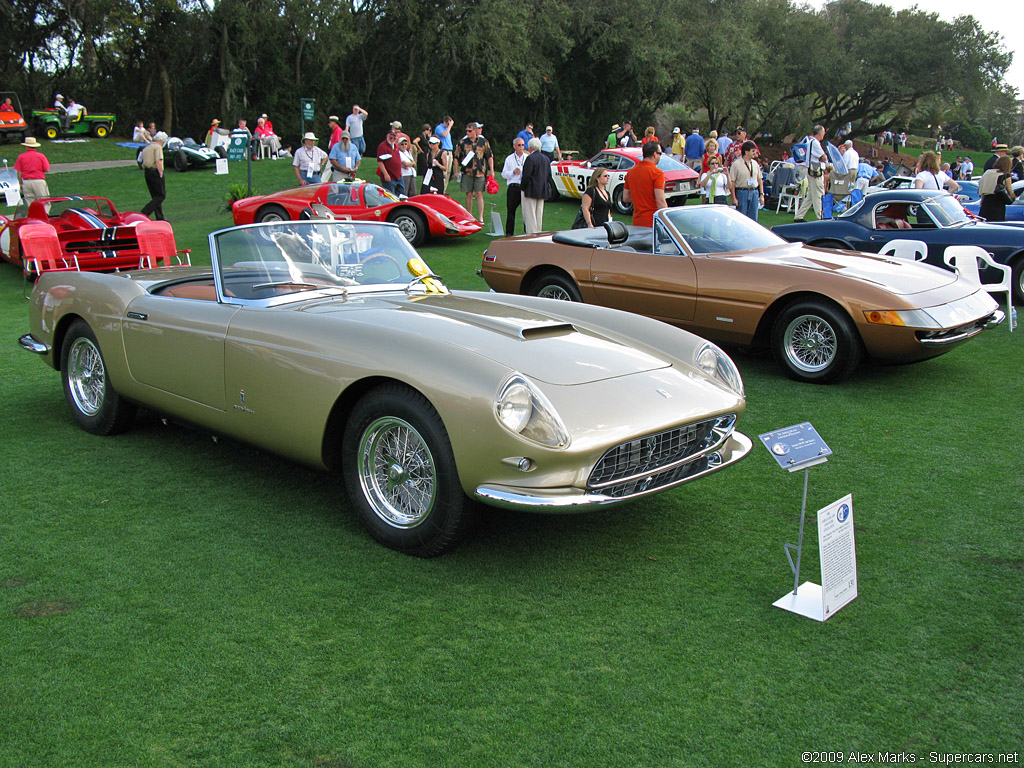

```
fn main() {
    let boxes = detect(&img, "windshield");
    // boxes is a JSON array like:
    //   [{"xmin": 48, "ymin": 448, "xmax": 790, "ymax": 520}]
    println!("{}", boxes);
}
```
[
  {"xmin": 363, "ymin": 183, "xmax": 400, "ymax": 207},
  {"xmin": 920, "ymin": 194, "xmax": 972, "ymax": 227},
  {"xmin": 43, "ymin": 198, "xmax": 115, "ymax": 219},
  {"xmin": 656, "ymin": 154, "xmax": 689, "ymax": 172},
  {"xmin": 211, "ymin": 221, "xmax": 426, "ymax": 302},
  {"xmin": 660, "ymin": 206, "xmax": 785, "ymax": 254}
]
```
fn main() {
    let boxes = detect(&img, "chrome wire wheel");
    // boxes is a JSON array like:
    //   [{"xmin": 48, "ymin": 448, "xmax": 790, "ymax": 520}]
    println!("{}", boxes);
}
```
[
  {"xmin": 536, "ymin": 284, "xmax": 573, "ymax": 301},
  {"xmin": 783, "ymin": 313, "xmax": 838, "ymax": 373},
  {"xmin": 357, "ymin": 416, "xmax": 437, "ymax": 529},
  {"xmin": 66, "ymin": 336, "xmax": 106, "ymax": 416}
]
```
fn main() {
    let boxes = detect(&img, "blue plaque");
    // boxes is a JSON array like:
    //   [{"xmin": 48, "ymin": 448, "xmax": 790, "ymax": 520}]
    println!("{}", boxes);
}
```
[{"xmin": 759, "ymin": 422, "xmax": 831, "ymax": 471}]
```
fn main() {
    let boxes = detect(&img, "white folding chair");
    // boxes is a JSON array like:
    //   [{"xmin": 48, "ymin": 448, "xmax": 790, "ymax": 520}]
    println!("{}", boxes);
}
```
[
  {"xmin": 943, "ymin": 245, "xmax": 1015, "ymax": 332},
  {"xmin": 880, "ymin": 239, "xmax": 928, "ymax": 261}
]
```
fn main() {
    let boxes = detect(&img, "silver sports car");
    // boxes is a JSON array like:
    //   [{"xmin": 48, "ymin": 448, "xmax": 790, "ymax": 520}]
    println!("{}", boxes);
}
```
[{"xmin": 20, "ymin": 220, "xmax": 751, "ymax": 556}]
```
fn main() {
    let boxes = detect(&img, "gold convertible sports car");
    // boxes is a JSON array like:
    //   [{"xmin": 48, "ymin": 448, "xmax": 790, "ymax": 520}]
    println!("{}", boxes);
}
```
[
  {"xmin": 479, "ymin": 206, "xmax": 1004, "ymax": 383},
  {"xmin": 19, "ymin": 220, "xmax": 752, "ymax": 556}
]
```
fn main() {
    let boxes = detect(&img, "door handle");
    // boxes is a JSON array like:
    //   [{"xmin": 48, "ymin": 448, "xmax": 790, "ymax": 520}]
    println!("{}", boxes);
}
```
[{"xmin": 126, "ymin": 311, "xmax": 148, "ymax": 321}]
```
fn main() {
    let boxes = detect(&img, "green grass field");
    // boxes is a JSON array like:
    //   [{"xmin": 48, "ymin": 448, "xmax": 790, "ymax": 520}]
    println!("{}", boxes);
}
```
[{"xmin": 0, "ymin": 140, "xmax": 1021, "ymax": 768}]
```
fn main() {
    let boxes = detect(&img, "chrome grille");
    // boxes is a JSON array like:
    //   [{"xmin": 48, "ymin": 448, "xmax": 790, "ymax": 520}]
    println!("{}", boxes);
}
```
[
  {"xmin": 588, "ymin": 415, "xmax": 735, "ymax": 491},
  {"xmin": 598, "ymin": 454, "xmax": 713, "ymax": 498}
]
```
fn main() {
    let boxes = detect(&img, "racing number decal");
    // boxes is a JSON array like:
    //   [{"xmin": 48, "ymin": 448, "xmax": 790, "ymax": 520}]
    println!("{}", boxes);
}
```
[{"xmin": 573, "ymin": 173, "xmax": 588, "ymax": 193}]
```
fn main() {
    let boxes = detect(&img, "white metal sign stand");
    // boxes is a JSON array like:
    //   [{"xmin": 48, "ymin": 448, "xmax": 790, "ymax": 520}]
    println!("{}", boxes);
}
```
[{"xmin": 759, "ymin": 422, "xmax": 840, "ymax": 621}]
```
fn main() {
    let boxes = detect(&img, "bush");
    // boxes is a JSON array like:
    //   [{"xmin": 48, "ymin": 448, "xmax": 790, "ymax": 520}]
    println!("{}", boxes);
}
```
[{"xmin": 221, "ymin": 182, "xmax": 260, "ymax": 213}]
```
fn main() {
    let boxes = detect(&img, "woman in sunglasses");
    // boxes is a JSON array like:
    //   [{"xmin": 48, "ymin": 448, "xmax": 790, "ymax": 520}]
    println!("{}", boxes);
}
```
[
  {"xmin": 699, "ymin": 157, "xmax": 729, "ymax": 206},
  {"xmin": 580, "ymin": 169, "xmax": 614, "ymax": 227}
]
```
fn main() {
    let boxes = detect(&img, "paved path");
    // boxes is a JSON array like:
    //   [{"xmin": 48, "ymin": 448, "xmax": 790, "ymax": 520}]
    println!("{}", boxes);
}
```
[{"xmin": 48, "ymin": 159, "xmax": 137, "ymax": 174}]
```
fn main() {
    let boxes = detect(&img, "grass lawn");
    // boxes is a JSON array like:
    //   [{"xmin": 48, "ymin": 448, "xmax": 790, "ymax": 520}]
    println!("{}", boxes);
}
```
[{"xmin": 0, "ymin": 140, "xmax": 1021, "ymax": 767}]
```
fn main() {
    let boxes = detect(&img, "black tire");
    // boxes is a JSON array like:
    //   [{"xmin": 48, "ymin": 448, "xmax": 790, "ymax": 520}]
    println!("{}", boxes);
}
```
[
  {"xmin": 173, "ymin": 150, "xmax": 188, "ymax": 172},
  {"xmin": 1011, "ymin": 257, "xmax": 1024, "ymax": 306},
  {"xmin": 771, "ymin": 300, "xmax": 863, "ymax": 384},
  {"xmin": 388, "ymin": 208, "xmax": 427, "ymax": 246},
  {"xmin": 214, "ymin": 145, "xmax": 227, "ymax": 158},
  {"xmin": 91, "ymin": 123, "xmax": 109, "ymax": 138},
  {"xmin": 342, "ymin": 384, "xmax": 474, "ymax": 557},
  {"xmin": 60, "ymin": 320, "xmax": 136, "ymax": 436},
  {"xmin": 255, "ymin": 204, "xmax": 289, "ymax": 224},
  {"xmin": 612, "ymin": 184, "xmax": 632, "ymax": 215},
  {"xmin": 44, "ymin": 125, "xmax": 59, "ymax": 140},
  {"xmin": 528, "ymin": 272, "xmax": 582, "ymax": 302},
  {"xmin": 809, "ymin": 239, "xmax": 851, "ymax": 250}
]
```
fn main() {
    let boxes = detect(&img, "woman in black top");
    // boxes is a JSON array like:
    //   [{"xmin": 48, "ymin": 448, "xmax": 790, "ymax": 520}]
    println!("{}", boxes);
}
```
[
  {"xmin": 978, "ymin": 156, "xmax": 1016, "ymax": 222},
  {"xmin": 581, "ymin": 169, "xmax": 613, "ymax": 226}
]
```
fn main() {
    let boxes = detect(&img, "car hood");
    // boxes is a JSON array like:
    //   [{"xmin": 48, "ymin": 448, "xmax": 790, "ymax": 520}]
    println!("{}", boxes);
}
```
[
  {"xmin": 297, "ymin": 292, "xmax": 673, "ymax": 385},
  {"xmin": 730, "ymin": 243, "xmax": 959, "ymax": 296}
]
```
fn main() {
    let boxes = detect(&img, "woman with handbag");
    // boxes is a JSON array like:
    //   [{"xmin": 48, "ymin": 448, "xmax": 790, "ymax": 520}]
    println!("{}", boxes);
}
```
[
  {"xmin": 977, "ymin": 156, "xmax": 1016, "ymax": 222},
  {"xmin": 573, "ymin": 170, "xmax": 613, "ymax": 228}
]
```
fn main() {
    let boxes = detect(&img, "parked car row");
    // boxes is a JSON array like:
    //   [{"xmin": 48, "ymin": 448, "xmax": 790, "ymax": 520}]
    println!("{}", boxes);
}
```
[{"xmin": 7, "ymin": 177, "xmax": 1020, "ymax": 557}]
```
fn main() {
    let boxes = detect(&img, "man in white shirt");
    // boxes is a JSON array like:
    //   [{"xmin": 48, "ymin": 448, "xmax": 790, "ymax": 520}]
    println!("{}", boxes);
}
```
[
  {"xmin": 500, "ymin": 137, "xmax": 528, "ymax": 235},
  {"xmin": 794, "ymin": 125, "xmax": 827, "ymax": 222},
  {"xmin": 345, "ymin": 104, "xmax": 368, "ymax": 155},
  {"xmin": 840, "ymin": 140, "xmax": 859, "ymax": 176}
]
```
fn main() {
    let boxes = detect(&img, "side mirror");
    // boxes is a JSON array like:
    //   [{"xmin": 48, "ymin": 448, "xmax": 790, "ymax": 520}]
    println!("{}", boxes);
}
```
[{"xmin": 585, "ymin": 162, "xmax": 591, "ymax": 169}]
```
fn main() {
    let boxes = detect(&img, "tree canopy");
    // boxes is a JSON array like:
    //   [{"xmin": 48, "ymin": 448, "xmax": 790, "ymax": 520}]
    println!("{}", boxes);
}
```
[{"xmin": 3, "ymin": 0, "xmax": 1018, "ymax": 149}]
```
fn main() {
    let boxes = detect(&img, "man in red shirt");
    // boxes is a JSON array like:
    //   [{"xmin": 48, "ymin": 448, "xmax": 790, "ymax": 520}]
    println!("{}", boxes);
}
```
[
  {"xmin": 14, "ymin": 137, "xmax": 50, "ymax": 209},
  {"xmin": 376, "ymin": 129, "xmax": 404, "ymax": 195},
  {"xmin": 622, "ymin": 141, "xmax": 666, "ymax": 226}
]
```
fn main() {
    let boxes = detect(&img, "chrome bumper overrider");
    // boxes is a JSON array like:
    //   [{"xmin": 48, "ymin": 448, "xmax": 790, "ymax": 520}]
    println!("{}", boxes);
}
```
[
  {"xmin": 474, "ymin": 432, "xmax": 753, "ymax": 512},
  {"xmin": 918, "ymin": 309, "xmax": 1004, "ymax": 347},
  {"xmin": 18, "ymin": 334, "xmax": 50, "ymax": 355}
]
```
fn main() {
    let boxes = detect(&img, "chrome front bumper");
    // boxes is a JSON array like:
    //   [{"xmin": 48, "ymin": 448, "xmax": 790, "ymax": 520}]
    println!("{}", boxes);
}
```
[
  {"xmin": 18, "ymin": 334, "xmax": 50, "ymax": 355},
  {"xmin": 918, "ymin": 309, "xmax": 1004, "ymax": 347},
  {"xmin": 474, "ymin": 432, "xmax": 752, "ymax": 512}
]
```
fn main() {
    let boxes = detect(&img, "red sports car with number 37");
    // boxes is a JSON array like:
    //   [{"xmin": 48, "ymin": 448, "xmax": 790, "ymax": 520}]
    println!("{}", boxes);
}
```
[{"xmin": 231, "ymin": 180, "xmax": 482, "ymax": 246}]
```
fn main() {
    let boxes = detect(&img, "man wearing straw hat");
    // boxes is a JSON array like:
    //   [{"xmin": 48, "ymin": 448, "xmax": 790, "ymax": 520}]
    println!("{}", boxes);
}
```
[
  {"xmin": 14, "ymin": 137, "xmax": 51, "ymax": 208},
  {"xmin": 293, "ymin": 132, "xmax": 328, "ymax": 186}
]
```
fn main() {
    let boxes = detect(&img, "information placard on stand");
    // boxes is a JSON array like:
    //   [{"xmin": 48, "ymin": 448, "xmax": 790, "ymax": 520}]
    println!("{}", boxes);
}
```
[{"xmin": 760, "ymin": 423, "xmax": 855, "ymax": 621}]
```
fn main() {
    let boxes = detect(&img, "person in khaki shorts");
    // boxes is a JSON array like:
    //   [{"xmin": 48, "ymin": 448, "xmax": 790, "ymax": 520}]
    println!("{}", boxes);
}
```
[
  {"xmin": 455, "ymin": 121, "xmax": 493, "ymax": 223},
  {"xmin": 14, "ymin": 137, "xmax": 50, "ymax": 211},
  {"xmin": 795, "ymin": 125, "xmax": 827, "ymax": 222}
]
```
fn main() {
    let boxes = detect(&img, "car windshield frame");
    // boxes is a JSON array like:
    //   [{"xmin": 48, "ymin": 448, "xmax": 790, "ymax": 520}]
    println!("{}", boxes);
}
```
[
  {"xmin": 656, "ymin": 205, "xmax": 787, "ymax": 256},
  {"xmin": 207, "ymin": 220, "xmax": 432, "ymax": 306},
  {"xmin": 919, "ymin": 193, "xmax": 974, "ymax": 228}
]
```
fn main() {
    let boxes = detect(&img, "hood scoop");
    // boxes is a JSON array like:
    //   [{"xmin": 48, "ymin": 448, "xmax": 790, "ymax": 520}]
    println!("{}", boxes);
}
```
[{"xmin": 519, "ymin": 323, "xmax": 577, "ymax": 340}]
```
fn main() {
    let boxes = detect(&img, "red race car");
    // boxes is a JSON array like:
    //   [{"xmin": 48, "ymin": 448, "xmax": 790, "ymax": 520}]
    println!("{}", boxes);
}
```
[
  {"xmin": 0, "ymin": 196, "xmax": 152, "ymax": 276},
  {"xmin": 231, "ymin": 181, "xmax": 482, "ymax": 246},
  {"xmin": 549, "ymin": 147, "xmax": 701, "ymax": 215}
]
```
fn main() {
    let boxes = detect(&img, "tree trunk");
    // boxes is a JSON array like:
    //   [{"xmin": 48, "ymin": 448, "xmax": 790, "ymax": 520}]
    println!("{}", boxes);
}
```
[{"xmin": 159, "ymin": 61, "xmax": 173, "ymax": 135}]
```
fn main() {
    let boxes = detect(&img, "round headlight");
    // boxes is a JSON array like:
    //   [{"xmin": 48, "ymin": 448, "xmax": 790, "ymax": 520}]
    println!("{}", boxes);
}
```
[
  {"xmin": 696, "ymin": 345, "xmax": 719, "ymax": 377},
  {"xmin": 496, "ymin": 381, "xmax": 532, "ymax": 433}
]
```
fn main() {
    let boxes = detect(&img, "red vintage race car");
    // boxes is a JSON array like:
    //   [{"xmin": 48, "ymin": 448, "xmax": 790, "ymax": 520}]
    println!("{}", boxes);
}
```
[
  {"xmin": 549, "ymin": 147, "xmax": 701, "ymax": 215},
  {"xmin": 231, "ymin": 180, "xmax": 482, "ymax": 246},
  {"xmin": 0, "ymin": 196, "xmax": 153, "ymax": 276}
]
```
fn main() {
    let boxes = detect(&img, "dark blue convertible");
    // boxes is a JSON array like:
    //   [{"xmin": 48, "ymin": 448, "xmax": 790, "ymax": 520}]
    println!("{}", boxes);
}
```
[{"xmin": 772, "ymin": 189, "xmax": 1024, "ymax": 303}]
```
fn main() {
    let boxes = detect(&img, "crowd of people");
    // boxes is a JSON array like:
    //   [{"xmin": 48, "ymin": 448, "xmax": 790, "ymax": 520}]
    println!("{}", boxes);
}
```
[{"xmin": 12, "ymin": 95, "xmax": 1024, "ymax": 228}]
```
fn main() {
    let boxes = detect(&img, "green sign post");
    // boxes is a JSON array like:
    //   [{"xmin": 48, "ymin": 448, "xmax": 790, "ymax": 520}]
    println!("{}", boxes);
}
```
[
  {"xmin": 301, "ymin": 98, "xmax": 315, "ymax": 137},
  {"xmin": 228, "ymin": 130, "xmax": 253, "ymax": 196}
]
